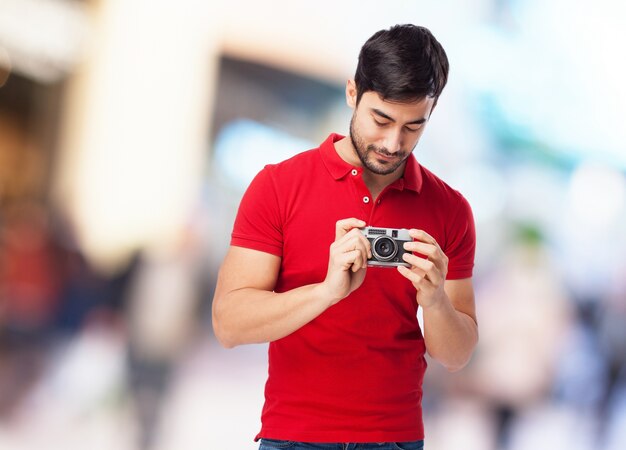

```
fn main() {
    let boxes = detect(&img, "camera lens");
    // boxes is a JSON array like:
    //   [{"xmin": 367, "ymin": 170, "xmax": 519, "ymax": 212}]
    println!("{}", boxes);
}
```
[{"xmin": 372, "ymin": 236, "xmax": 397, "ymax": 261}]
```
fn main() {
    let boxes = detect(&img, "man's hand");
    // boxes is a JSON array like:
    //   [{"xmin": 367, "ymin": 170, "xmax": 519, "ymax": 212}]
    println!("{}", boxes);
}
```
[
  {"xmin": 397, "ymin": 229, "xmax": 478, "ymax": 371},
  {"xmin": 320, "ymin": 218, "xmax": 371, "ymax": 305},
  {"xmin": 397, "ymin": 229, "xmax": 449, "ymax": 309}
]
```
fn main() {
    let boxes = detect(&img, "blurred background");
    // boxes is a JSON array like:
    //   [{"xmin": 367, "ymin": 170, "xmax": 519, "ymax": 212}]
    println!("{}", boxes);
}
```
[{"xmin": 1, "ymin": 0, "xmax": 625, "ymax": 449}]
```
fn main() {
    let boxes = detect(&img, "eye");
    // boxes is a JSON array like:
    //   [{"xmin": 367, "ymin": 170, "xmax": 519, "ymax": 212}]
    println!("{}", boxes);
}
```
[
  {"xmin": 374, "ymin": 119, "xmax": 390, "ymax": 127},
  {"xmin": 405, "ymin": 126, "xmax": 420, "ymax": 133}
]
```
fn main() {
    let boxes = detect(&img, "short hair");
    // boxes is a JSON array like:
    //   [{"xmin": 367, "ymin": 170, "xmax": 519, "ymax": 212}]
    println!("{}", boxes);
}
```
[{"xmin": 354, "ymin": 24, "xmax": 449, "ymax": 105}]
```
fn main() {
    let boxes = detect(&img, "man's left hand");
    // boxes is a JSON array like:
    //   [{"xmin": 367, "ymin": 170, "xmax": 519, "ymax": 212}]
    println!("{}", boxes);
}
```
[{"xmin": 397, "ymin": 229, "xmax": 449, "ymax": 309}]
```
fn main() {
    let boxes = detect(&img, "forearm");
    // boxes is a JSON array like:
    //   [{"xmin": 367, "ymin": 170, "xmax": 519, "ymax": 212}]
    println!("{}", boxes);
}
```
[
  {"xmin": 422, "ymin": 296, "xmax": 478, "ymax": 372},
  {"xmin": 212, "ymin": 283, "xmax": 331, "ymax": 348}
]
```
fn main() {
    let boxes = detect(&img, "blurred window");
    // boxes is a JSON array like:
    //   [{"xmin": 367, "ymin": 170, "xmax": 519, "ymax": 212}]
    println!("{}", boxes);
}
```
[{"xmin": 210, "ymin": 56, "xmax": 344, "ymax": 190}]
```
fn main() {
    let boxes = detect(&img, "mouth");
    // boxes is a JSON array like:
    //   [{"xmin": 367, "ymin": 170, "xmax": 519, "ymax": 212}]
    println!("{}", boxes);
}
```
[{"xmin": 373, "ymin": 151, "xmax": 400, "ymax": 162}]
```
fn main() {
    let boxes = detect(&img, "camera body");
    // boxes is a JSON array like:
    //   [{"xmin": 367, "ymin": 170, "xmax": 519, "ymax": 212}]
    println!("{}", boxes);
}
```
[{"xmin": 361, "ymin": 227, "xmax": 411, "ymax": 267}]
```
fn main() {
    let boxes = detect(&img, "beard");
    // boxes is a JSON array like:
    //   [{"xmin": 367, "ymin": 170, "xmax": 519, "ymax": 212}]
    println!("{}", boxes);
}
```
[{"xmin": 349, "ymin": 116, "xmax": 411, "ymax": 176}]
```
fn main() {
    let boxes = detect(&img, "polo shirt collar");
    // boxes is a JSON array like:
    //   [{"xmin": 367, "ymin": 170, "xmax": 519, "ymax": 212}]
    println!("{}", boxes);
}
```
[
  {"xmin": 319, "ymin": 133, "xmax": 423, "ymax": 193},
  {"xmin": 398, "ymin": 153, "xmax": 423, "ymax": 193},
  {"xmin": 319, "ymin": 133, "xmax": 353, "ymax": 180}
]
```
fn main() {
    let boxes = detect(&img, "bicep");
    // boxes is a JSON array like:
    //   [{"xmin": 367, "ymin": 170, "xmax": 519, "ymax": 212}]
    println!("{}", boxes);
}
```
[
  {"xmin": 444, "ymin": 278, "xmax": 477, "ymax": 325},
  {"xmin": 214, "ymin": 246, "xmax": 281, "ymax": 298}
]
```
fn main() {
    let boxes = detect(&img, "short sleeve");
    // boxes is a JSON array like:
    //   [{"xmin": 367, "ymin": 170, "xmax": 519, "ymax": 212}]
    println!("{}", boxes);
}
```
[
  {"xmin": 231, "ymin": 166, "xmax": 283, "ymax": 257},
  {"xmin": 444, "ymin": 194, "xmax": 476, "ymax": 280}
]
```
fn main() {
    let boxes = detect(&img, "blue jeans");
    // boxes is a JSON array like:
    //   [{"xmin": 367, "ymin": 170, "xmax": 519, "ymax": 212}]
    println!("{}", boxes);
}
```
[{"xmin": 258, "ymin": 439, "xmax": 424, "ymax": 450}]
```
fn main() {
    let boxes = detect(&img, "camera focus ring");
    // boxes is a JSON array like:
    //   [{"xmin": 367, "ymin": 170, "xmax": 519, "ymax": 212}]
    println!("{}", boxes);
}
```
[{"xmin": 371, "ymin": 235, "xmax": 398, "ymax": 262}]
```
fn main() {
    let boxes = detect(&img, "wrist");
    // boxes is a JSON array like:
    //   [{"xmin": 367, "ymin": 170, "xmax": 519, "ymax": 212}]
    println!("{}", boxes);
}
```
[
  {"xmin": 419, "ymin": 291, "xmax": 448, "ymax": 313},
  {"xmin": 314, "ymin": 281, "xmax": 342, "ymax": 307}
]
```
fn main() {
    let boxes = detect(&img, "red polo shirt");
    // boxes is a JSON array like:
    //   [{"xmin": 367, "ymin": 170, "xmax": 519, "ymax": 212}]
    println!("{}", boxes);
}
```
[{"xmin": 231, "ymin": 133, "xmax": 475, "ymax": 443}]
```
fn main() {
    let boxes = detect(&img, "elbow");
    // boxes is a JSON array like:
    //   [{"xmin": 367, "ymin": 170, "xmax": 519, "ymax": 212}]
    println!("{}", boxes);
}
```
[
  {"xmin": 218, "ymin": 338, "xmax": 238, "ymax": 350},
  {"xmin": 211, "ymin": 299, "xmax": 239, "ymax": 349},
  {"xmin": 444, "ymin": 326, "xmax": 479, "ymax": 372},
  {"xmin": 212, "ymin": 318, "xmax": 239, "ymax": 349},
  {"xmin": 443, "ymin": 357, "xmax": 471, "ymax": 373},
  {"xmin": 213, "ymin": 320, "xmax": 237, "ymax": 349},
  {"xmin": 431, "ymin": 336, "xmax": 478, "ymax": 373}
]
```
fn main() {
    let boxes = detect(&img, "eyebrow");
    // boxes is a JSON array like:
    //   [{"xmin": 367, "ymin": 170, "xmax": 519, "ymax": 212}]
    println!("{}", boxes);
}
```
[{"xmin": 371, "ymin": 108, "xmax": 427, "ymax": 125}]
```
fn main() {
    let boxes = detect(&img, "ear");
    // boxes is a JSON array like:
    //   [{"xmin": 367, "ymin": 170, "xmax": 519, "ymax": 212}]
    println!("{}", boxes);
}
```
[{"xmin": 345, "ymin": 79, "xmax": 358, "ymax": 109}]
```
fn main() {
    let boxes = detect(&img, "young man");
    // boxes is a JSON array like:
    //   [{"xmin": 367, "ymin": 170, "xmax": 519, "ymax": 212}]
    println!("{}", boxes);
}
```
[{"xmin": 212, "ymin": 24, "xmax": 477, "ymax": 450}]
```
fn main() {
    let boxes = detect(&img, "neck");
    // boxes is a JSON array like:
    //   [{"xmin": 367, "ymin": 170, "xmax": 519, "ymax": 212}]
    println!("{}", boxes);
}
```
[
  {"xmin": 334, "ymin": 137, "xmax": 405, "ymax": 200},
  {"xmin": 362, "ymin": 168, "xmax": 404, "ymax": 200}
]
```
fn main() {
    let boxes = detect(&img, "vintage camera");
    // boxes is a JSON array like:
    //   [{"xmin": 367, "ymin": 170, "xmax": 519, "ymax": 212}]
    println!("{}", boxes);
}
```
[{"xmin": 361, "ymin": 227, "xmax": 411, "ymax": 267}]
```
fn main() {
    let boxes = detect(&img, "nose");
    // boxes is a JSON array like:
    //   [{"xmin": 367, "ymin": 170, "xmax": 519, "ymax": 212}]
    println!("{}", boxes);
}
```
[{"xmin": 382, "ymin": 128, "xmax": 403, "ymax": 153}]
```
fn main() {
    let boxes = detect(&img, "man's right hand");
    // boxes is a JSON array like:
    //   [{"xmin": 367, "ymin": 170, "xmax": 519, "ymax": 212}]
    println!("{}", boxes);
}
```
[{"xmin": 321, "ymin": 218, "xmax": 371, "ymax": 305}]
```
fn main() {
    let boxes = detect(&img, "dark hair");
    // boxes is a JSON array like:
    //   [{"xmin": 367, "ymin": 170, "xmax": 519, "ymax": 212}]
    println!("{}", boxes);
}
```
[{"xmin": 354, "ymin": 24, "xmax": 449, "ymax": 105}]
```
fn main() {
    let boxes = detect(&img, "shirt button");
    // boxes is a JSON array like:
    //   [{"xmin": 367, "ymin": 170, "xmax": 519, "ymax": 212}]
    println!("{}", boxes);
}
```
[
  {"xmin": 363, "ymin": 196, "xmax": 370, "ymax": 203},
  {"xmin": 351, "ymin": 169, "xmax": 358, "ymax": 176}
]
